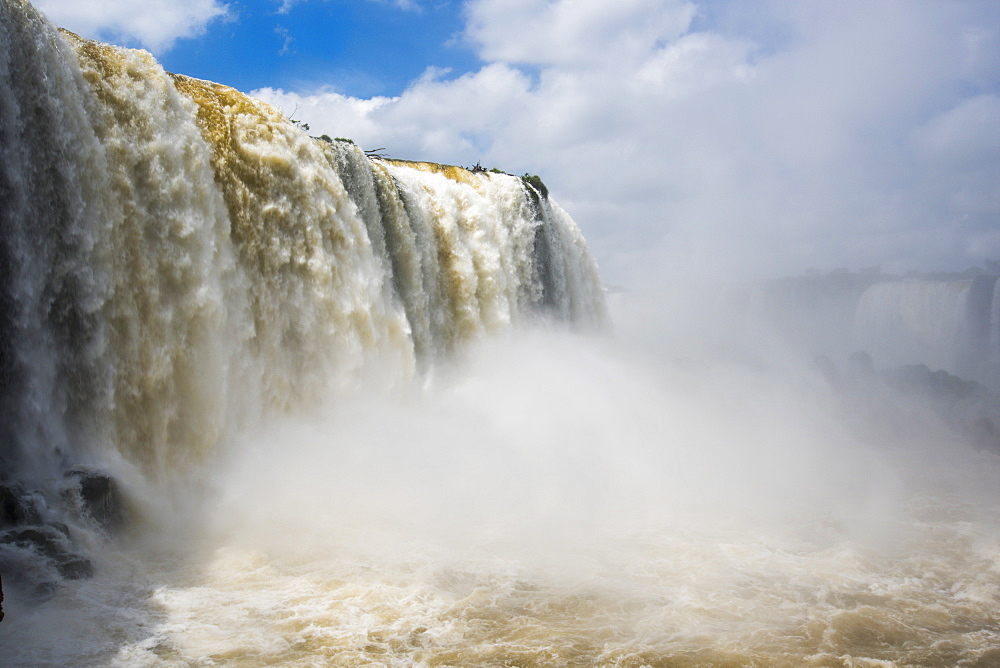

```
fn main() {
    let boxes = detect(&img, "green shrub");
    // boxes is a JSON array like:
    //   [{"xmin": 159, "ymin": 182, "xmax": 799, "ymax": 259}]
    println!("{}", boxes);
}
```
[{"xmin": 521, "ymin": 174, "xmax": 548, "ymax": 199}]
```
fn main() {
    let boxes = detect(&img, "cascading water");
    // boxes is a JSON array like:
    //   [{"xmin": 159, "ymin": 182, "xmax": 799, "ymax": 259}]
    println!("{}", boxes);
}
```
[
  {"xmin": 0, "ymin": 0, "xmax": 608, "ymax": 650},
  {"xmin": 852, "ymin": 277, "xmax": 999, "ymax": 387},
  {"xmin": 2, "ymin": 1, "xmax": 1000, "ymax": 666},
  {"xmin": 0, "ymin": 0, "xmax": 605, "ymax": 485}
]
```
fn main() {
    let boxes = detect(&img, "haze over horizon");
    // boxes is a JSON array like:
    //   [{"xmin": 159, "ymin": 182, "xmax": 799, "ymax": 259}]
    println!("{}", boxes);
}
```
[{"xmin": 35, "ymin": 0, "xmax": 1000, "ymax": 285}]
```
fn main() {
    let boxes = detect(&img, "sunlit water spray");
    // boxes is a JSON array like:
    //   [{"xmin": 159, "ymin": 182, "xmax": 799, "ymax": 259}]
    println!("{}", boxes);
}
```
[
  {"xmin": 8, "ymin": 321, "xmax": 1000, "ymax": 666},
  {"xmin": 31, "ymin": 326, "xmax": 997, "ymax": 667},
  {"xmin": 2, "ymin": 1, "xmax": 999, "ymax": 666}
]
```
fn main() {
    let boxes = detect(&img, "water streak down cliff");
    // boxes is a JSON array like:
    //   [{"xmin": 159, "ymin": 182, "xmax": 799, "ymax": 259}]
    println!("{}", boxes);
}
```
[{"xmin": 0, "ymin": 0, "xmax": 606, "ymax": 482}]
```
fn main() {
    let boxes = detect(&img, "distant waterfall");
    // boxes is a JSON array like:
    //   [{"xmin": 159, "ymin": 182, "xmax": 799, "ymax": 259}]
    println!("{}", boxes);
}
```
[
  {"xmin": 852, "ymin": 277, "xmax": 998, "ymax": 386},
  {"xmin": 714, "ymin": 273, "xmax": 1000, "ymax": 389},
  {"xmin": 0, "ymin": 0, "xmax": 606, "ymax": 482}
]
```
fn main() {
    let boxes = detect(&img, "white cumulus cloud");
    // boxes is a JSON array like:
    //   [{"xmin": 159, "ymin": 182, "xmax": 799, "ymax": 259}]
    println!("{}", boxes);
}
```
[
  {"xmin": 36, "ymin": 0, "xmax": 228, "ymax": 53},
  {"xmin": 464, "ymin": 0, "xmax": 696, "ymax": 67}
]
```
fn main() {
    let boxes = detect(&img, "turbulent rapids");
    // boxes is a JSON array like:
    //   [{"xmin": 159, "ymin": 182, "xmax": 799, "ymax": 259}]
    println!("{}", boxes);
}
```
[{"xmin": 2, "ymin": 1, "xmax": 1000, "ymax": 666}]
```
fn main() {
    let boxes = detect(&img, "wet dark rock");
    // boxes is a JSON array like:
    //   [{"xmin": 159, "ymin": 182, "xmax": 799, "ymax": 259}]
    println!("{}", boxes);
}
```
[
  {"xmin": 1, "ymin": 524, "xmax": 94, "ymax": 581},
  {"xmin": 0, "ymin": 483, "xmax": 43, "ymax": 527},
  {"xmin": 0, "ymin": 473, "xmax": 119, "ymax": 598},
  {"xmin": 882, "ymin": 364, "xmax": 981, "ymax": 401},
  {"xmin": 63, "ymin": 468, "xmax": 126, "ymax": 531},
  {"xmin": 827, "ymin": 354, "xmax": 1000, "ymax": 454},
  {"xmin": 55, "ymin": 556, "xmax": 93, "ymax": 580},
  {"xmin": 32, "ymin": 581, "xmax": 58, "ymax": 600},
  {"xmin": 874, "ymin": 364, "xmax": 1000, "ymax": 452},
  {"xmin": 3, "ymin": 526, "xmax": 71, "ymax": 561}
]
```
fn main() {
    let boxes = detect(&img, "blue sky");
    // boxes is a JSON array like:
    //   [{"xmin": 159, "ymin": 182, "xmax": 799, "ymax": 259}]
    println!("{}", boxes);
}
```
[
  {"xmin": 33, "ymin": 0, "xmax": 1000, "ymax": 284},
  {"xmin": 159, "ymin": 1, "xmax": 479, "ymax": 97},
  {"xmin": 37, "ymin": 0, "xmax": 482, "ymax": 97}
]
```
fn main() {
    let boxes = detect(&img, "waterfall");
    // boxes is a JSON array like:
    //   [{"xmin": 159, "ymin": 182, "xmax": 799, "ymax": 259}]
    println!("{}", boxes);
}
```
[
  {"xmin": 7, "ymin": 5, "xmax": 1000, "ymax": 665},
  {"xmin": 0, "ymin": 0, "xmax": 606, "ymax": 486},
  {"xmin": 851, "ymin": 277, "xmax": 998, "ymax": 385}
]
